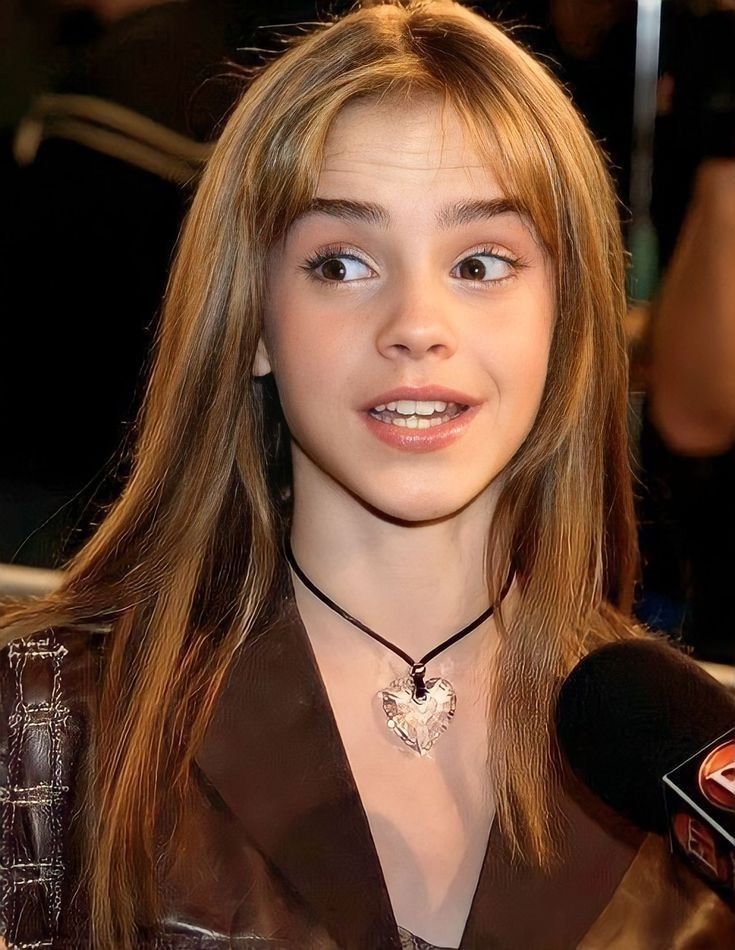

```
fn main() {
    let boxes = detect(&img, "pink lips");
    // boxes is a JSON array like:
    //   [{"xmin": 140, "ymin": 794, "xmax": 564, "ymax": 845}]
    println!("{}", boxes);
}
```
[
  {"xmin": 359, "ymin": 386, "xmax": 481, "ymax": 454},
  {"xmin": 363, "ymin": 406, "xmax": 480, "ymax": 453}
]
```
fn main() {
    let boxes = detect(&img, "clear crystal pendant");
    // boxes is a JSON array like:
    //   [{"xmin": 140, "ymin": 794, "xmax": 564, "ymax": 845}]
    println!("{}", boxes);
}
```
[{"xmin": 379, "ymin": 663, "xmax": 457, "ymax": 756}]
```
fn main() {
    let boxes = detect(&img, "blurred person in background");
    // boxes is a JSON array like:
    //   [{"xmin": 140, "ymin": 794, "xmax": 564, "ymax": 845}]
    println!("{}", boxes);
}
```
[{"xmin": 637, "ymin": 0, "xmax": 735, "ymax": 663}]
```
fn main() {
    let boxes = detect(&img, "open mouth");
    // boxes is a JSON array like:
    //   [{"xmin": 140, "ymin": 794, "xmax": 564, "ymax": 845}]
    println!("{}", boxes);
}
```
[{"xmin": 368, "ymin": 399, "xmax": 468, "ymax": 429}]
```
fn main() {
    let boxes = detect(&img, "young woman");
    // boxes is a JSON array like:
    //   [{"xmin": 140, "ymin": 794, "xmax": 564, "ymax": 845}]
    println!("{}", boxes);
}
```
[{"xmin": 1, "ymin": 2, "xmax": 733, "ymax": 948}]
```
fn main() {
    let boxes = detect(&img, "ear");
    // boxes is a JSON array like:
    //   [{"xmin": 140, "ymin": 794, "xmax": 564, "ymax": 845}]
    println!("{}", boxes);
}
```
[{"xmin": 252, "ymin": 336, "xmax": 272, "ymax": 377}]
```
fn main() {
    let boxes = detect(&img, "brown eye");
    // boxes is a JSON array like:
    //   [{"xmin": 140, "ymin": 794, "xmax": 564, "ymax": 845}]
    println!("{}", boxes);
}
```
[
  {"xmin": 321, "ymin": 258, "xmax": 347, "ymax": 281},
  {"xmin": 453, "ymin": 252, "xmax": 514, "ymax": 283},
  {"xmin": 458, "ymin": 257, "xmax": 487, "ymax": 280},
  {"xmin": 304, "ymin": 252, "xmax": 373, "ymax": 283}
]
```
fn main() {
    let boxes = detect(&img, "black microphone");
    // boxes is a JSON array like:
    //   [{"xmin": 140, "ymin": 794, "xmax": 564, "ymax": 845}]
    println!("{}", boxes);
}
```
[{"xmin": 555, "ymin": 638, "xmax": 735, "ymax": 899}]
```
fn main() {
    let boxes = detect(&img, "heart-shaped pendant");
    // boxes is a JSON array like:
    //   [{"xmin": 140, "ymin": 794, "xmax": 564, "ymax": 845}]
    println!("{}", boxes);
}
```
[{"xmin": 379, "ymin": 675, "xmax": 457, "ymax": 756}]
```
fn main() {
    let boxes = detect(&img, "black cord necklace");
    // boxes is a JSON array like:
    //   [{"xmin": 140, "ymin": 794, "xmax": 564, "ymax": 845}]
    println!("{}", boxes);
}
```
[{"xmin": 285, "ymin": 538, "xmax": 508, "ymax": 756}]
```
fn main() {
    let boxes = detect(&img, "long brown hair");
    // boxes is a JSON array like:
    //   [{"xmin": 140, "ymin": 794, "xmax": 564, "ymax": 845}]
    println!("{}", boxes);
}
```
[{"xmin": 0, "ymin": 1, "xmax": 638, "ymax": 945}]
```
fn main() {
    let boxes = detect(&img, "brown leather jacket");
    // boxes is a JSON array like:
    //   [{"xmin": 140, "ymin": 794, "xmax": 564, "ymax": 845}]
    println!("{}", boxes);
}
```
[{"xmin": 1, "ymin": 587, "xmax": 735, "ymax": 949}]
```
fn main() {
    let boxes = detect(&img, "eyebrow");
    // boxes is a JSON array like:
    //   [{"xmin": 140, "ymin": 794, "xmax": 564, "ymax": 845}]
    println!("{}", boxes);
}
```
[{"xmin": 295, "ymin": 197, "xmax": 526, "ymax": 230}]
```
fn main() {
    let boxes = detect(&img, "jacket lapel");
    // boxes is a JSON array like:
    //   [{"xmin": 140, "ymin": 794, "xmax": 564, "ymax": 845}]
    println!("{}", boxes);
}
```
[
  {"xmin": 460, "ymin": 783, "xmax": 642, "ymax": 949},
  {"xmin": 195, "ymin": 575, "xmax": 642, "ymax": 950},
  {"xmin": 194, "ymin": 583, "xmax": 401, "ymax": 950}
]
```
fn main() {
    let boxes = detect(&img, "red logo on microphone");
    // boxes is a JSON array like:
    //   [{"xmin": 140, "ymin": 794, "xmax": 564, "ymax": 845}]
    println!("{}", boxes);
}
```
[
  {"xmin": 698, "ymin": 740, "xmax": 735, "ymax": 813},
  {"xmin": 672, "ymin": 812, "xmax": 732, "ymax": 884}
]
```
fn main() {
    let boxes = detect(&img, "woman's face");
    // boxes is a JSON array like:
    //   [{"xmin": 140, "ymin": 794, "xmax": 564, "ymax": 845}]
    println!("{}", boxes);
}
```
[{"xmin": 257, "ymin": 96, "xmax": 554, "ymax": 523}]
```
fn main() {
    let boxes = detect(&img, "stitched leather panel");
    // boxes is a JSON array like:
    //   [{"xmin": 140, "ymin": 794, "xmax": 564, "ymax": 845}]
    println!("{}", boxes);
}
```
[
  {"xmin": 0, "ymin": 628, "xmax": 105, "ymax": 949},
  {"xmin": 0, "ymin": 634, "xmax": 68, "ymax": 949}
]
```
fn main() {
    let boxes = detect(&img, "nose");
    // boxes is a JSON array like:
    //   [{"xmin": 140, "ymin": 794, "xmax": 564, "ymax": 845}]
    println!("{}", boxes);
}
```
[{"xmin": 374, "ymin": 281, "xmax": 458, "ymax": 362}]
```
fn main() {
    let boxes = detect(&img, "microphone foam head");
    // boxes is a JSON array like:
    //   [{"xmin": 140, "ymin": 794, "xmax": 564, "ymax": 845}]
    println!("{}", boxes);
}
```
[{"xmin": 555, "ymin": 638, "xmax": 735, "ymax": 833}]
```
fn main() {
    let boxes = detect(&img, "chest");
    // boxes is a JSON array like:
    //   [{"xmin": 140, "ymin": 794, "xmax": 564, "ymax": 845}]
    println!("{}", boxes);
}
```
[
  {"xmin": 353, "ymin": 755, "xmax": 494, "ymax": 948},
  {"xmin": 317, "ymin": 652, "xmax": 495, "ymax": 948}
]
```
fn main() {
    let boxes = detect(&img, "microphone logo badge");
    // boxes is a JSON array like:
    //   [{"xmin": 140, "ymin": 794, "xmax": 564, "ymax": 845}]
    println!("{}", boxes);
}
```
[
  {"xmin": 672, "ymin": 812, "xmax": 732, "ymax": 885},
  {"xmin": 698, "ymin": 740, "xmax": 735, "ymax": 813}
]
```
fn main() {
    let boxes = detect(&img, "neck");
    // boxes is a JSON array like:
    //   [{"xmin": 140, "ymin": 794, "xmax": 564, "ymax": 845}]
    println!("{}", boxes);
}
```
[{"xmin": 289, "ymin": 481, "xmax": 502, "ymax": 660}]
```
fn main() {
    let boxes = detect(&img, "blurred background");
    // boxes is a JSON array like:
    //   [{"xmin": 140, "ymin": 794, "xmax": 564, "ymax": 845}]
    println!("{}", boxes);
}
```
[{"xmin": 1, "ymin": 0, "xmax": 734, "ymax": 665}]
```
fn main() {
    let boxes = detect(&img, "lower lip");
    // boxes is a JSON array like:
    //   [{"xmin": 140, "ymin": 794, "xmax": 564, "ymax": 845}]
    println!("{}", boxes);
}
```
[{"xmin": 361, "ymin": 406, "xmax": 480, "ymax": 453}]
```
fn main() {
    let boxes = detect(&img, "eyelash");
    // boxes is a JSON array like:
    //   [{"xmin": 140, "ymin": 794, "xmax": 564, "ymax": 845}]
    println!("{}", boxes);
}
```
[{"xmin": 299, "ymin": 243, "xmax": 526, "ymax": 290}]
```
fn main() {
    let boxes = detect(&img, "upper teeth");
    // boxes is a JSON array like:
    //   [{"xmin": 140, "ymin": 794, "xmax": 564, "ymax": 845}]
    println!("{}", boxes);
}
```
[{"xmin": 373, "ymin": 400, "xmax": 450, "ymax": 414}]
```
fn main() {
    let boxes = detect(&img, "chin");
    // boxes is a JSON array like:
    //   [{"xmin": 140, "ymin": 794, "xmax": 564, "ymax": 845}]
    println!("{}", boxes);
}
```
[{"xmin": 353, "ymin": 480, "xmax": 492, "ymax": 525}]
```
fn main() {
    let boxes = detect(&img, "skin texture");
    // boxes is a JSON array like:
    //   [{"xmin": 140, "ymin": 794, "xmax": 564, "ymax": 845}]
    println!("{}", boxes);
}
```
[
  {"xmin": 649, "ymin": 159, "xmax": 735, "ymax": 455},
  {"xmin": 254, "ymin": 94, "xmax": 554, "ymax": 656}
]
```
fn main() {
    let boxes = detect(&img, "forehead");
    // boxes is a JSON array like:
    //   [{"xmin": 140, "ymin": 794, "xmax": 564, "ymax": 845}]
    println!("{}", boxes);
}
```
[{"xmin": 316, "ymin": 95, "xmax": 505, "ymax": 200}]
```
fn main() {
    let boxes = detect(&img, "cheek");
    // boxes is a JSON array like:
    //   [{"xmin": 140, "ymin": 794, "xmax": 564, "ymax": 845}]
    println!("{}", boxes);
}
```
[
  {"xmin": 513, "ymin": 337, "xmax": 551, "ymax": 402},
  {"xmin": 266, "ymin": 288, "xmax": 367, "ymax": 399},
  {"xmin": 482, "ymin": 306, "xmax": 554, "ymax": 411},
  {"xmin": 265, "ymin": 298, "xmax": 321, "ymax": 389},
  {"xmin": 265, "ymin": 315, "xmax": 353, "ymax": 433}
]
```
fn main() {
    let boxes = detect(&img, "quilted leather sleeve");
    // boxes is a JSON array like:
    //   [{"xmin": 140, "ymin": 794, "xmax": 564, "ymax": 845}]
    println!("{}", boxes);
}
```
[{"xmin": 0, "ymin": 628, "xmax": 105, "ymax": 949}]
